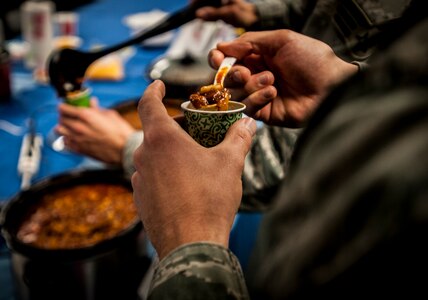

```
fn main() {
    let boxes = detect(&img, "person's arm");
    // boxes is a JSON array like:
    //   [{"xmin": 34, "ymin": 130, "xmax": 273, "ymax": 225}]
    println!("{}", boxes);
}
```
[
  {"xmin": 134, "ymin": 29, "xmax": 358, "ymax": 297},
  {"xmin": 195, "ymin": 0, "xmax": 259, "ymax": 29},
  {"xmin": 206, "ymin": 29, "xmax": 357, "ymax": 210},
  {"xmin": 194, "ymin": 0, "xmax": 312, "ymax": 31},
  {"xmin": 132, "ymin": 80, "xmax": 256, "ymax": 298}
]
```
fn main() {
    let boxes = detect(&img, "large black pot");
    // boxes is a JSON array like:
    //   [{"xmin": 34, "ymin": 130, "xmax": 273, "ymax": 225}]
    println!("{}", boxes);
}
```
[{"xmin": 0, "ymin": 169, "xmax": 151, "ymax": 300}]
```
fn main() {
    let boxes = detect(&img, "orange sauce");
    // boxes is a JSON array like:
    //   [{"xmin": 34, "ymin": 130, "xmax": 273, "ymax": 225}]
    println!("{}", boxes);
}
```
[{"xmin": 215, "ymin": 66, "xmax": 229, "ymax": 85}]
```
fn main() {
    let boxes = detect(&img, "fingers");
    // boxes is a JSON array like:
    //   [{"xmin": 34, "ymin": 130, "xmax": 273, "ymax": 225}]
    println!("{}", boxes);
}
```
[
  {"xmin": 216, "ymin": 39, "xmax": 255, "ymax": 60},
  {"xmin": 209, "ymin": 36, "xmax": 266, "ymax": 69},
  {"xmin": 228, "ymin": 69, "xmax": 275, "ymax": 101},
  {"xmin": 56, "ymin": 126, "xmax": 83, "ymax": 154},
  {"xmin": 196, "ymin": 6, "xmax": 222, "ymax": 21},
  {"xmin": 208, "ymin": 49, "xmax": 225, "ymax": 70},
  {"xmin": 197, "ymin": 6, "xmax": 239, "ymax": 24},
  {"xmin": 219, "ymin": 117, "xmax": 257, "ymax": 163},
  {"xmin": 242, "ymin": 83, "xmax": 277, "ymax": 109},
  {"xmin": 62, "ymin": 137, "xmax": 80, "ymax": 153},
  {"xmin": 90, "ymin": 97, "xmax": 99, "ymax": 108},
  {"xmin": 223, "ymin": 65, "xmax": 251, "ymax": 87},
  {"xmin": 56, "ymin": 119, "xmax": 90, "ymax": 137},
  {"xmin": 55, "ymin": 124, "xmax": 69, "ymax": 136},
  {"xmin": 57, "ymin": 103, "xmax": 84, "ymax": 119},
  {"xmin": 216, "ymin": 30, "xmax": 290, "ymax": 59},
  {"xmin": 137, "ymin": 80, "xmax": 169, "ymax": 131},
  {"xmin": 241, "ymin": 86, "xmax": 277, "ymax": 118}
]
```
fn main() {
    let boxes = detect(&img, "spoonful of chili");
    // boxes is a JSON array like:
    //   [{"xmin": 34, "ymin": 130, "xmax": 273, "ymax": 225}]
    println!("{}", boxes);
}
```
[{"xmin": 189, "ymin": 56, "xmax": 237, "ymax": 111}]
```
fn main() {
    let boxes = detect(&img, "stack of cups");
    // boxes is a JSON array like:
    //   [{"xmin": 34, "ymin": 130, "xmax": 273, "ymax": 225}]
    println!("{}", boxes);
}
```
[
  {"xmin": 52, "ymin": 11, "xmax": 81, "ymax": 50},
  {"xmin": 54, "ymin": 12, "xmax": 79, "ymax": 37}
]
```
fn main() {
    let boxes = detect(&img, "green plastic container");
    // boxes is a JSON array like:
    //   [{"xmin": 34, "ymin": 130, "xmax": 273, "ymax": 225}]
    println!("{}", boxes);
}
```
[{"xmin": 65, "ymin": 88, "xmax": 91, "ymax": 107}]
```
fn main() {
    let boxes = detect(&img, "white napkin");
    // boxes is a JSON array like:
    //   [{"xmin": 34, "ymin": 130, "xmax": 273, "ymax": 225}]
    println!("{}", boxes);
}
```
[
  {"xmin": 165, "ymin": 19, "xmax": 237, "ymax": 60},
  {"xmin": 122, "ymin": 9, "xmax": 174, "ymax": 47}
]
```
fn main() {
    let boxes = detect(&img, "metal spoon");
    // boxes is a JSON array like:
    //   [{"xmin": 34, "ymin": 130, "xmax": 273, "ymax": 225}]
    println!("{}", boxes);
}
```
[{"xmin": 47, "ymin": 0, "xmax": 223, "ymax": 97}]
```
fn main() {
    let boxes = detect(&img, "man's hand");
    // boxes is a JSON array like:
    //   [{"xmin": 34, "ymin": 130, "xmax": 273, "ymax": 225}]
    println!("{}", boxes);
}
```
[
  {"xmin": 195, "ymin": 0, "xmax": 259, "ymax": 29},
  {"xmin": 210, "ymin": 30, "xmax": 358, "ymax": 127},
  {"xmin": 132, "ymin": 80, "xmax": 257, "ymax": 259},
  {"xmin": 56, "ymin": 99, "xmax": 136, "ymax": 164}
]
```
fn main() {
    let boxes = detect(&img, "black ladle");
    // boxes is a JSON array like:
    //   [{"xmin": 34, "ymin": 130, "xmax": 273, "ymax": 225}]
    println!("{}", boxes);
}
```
[{"xmin": 47, "ymin": 0, "xmax": 223, "ymax": 97}]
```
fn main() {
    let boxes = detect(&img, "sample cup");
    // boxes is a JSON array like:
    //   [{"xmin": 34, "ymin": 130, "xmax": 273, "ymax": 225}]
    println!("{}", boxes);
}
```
[{"xmin": 65, "ymin": 88, "xmax": 91, "ymax": 107}]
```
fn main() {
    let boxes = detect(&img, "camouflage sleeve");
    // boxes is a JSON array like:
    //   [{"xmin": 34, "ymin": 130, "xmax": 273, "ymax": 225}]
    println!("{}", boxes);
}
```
[
  {"xmin": 250, "ymin": 0, "xmax": 311, "ymax": 30},
  {"xmin": 122, "ymin": 131, "xmax": 144, "ymax": 178},
  {"xmin": 241, "ymin": 125, "xmax": 301, "ymax": 211},
  {"xmin": 148, "ymin": 242, "xmax": 250, "ymax": 300}
]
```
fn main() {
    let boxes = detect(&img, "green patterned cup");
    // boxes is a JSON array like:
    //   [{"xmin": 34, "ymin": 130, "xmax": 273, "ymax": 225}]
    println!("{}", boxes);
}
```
[{"xmin": 181, "ymin": 101, "xmax": 246, "ymax": 147}]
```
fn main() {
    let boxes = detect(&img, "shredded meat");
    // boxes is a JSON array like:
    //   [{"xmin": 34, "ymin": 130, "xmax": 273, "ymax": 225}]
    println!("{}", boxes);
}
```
[{"xmin": 189, "ymin": 84, "xmax": 231, "ymax": 111}]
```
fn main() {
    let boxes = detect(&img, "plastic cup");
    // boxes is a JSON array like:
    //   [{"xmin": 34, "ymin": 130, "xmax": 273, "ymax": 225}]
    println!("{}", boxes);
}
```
[{"xmin": 65, "ymin": 88, "xmax": 91, "ymax": 107}]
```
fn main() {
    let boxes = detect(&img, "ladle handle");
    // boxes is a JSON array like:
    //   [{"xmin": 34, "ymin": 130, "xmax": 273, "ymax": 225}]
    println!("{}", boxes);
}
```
[{"xmin": 88, "ymin": 0, "xmax": 224, "ymax": 61}]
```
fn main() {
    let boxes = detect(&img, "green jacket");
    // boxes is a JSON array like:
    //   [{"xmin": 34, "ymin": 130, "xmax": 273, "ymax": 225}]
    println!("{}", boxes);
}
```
[{"xmin": 251, "ymin": 0, "xmax": 411, "ymax": 60}]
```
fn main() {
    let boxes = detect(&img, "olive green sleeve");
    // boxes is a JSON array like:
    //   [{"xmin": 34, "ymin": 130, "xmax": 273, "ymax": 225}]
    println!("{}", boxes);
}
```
[
  {"xmin": 122, "ymin": 131, "xmax": 144, "ymax": 178},
  {"xmin": 250, "ymin": 0, "xmax": 309, "ymax": 30},
  {"xmin": 241, "ymin": 125, "xmax": 301, "ymax": 211},
  {"xmin": 148, "ymin": 242, "xmax": 250, "ymax": 300}
]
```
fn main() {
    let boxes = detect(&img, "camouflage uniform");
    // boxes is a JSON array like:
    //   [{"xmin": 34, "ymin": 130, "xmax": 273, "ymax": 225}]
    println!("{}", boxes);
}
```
[
  {"xmin": 240, "ymin": 126, "xmax": 300, "ymax": 211},
  {"xmin": 123, "ymin": 131, "xmax": 144, "ymax": 178},
  {"xmin": 250, "ymin": 0, "xmax": 411, "ymax": 60},
  {"xmin": 147, "ymin": 2, "xmax": 428, "ymax": 299},
  {"xmin": 149, "ymin": 243, "xmax": 249, "ymax": 299}
]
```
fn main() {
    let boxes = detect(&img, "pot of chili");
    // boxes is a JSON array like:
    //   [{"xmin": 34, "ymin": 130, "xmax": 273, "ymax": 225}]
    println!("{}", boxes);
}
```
[{"xmin": 0, "ymin": 169, "xmax": 150, "ymax": 300}]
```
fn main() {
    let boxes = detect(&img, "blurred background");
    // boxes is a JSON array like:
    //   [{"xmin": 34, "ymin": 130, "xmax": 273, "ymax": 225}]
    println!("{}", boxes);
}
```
[
  {"xmin": 0, "ymin": 0, "xmax": 261, "ymax": 299},
  {"xmin": 1, "ymin": 0, "xmax": 95, "ymax": 40}
]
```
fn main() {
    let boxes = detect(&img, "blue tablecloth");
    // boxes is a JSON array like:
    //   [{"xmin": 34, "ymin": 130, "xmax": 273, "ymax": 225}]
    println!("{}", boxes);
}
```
[
  {"xmin": 0, "ymin": 0, "xmax": 188, "ymax": 202},
  {"xmin": 0, "ymin": 1, "xmax": 261, "ymax": 298}
]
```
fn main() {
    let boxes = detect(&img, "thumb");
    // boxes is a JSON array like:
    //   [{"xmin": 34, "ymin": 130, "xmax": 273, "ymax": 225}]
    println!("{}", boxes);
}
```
[{"xmin": 219, "ymin": 117, "xmax": 257, "ymax": 161}]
